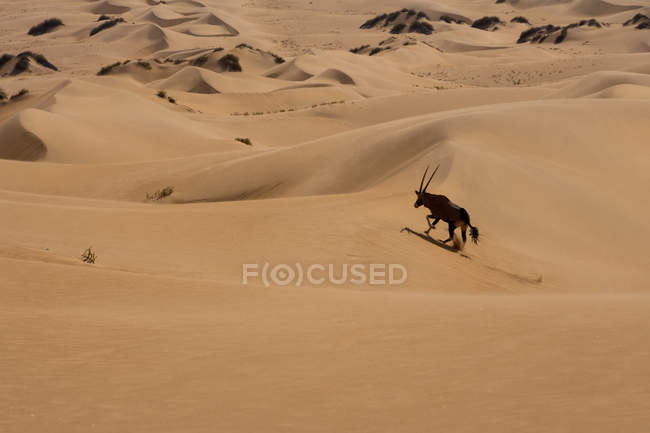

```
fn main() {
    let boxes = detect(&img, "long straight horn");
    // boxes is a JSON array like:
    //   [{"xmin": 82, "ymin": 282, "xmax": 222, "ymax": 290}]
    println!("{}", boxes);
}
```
[
  {"xmin": 422, "ymin": 164, "xmax": 440, "ymax": 193},
  {"xmin": 418, "ymin": 165, "xmax": 429, "ymax": 194}
]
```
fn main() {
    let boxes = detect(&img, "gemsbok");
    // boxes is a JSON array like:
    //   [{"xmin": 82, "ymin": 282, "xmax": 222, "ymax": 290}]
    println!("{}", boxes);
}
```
[{"xmin": 414, "ymin": 165, "xmax": 479, "ymax": 248}]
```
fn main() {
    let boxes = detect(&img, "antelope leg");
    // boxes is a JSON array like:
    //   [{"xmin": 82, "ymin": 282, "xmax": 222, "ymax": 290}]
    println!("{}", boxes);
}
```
[
  {"xmin": 424, "ymin": 216, "xmax": 439, "ymax": 234},
  {"xmin": 442, "ymin": 222, "xmax": 455, "ymax": 243}
]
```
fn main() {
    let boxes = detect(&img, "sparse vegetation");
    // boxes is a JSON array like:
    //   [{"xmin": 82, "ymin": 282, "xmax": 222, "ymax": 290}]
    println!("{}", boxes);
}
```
[
  {"xmin": 409, "ymin": 20, "xmax": 434, "ymax": 34},
  {"xmin": 90, "ymin": 18, "xmax": 125, "ymax": 36},
  {"xmin": 17, "ymin": 51, "xmax": 58, "ymax": 71},
  {"xmin": 511, "ymin": 16, "xmax": 530, "ymax": 24},
  {"xmin": 236, "ymin": 137, "xmax": 252, "ymax": 145},
  {"xmin": 157, "ymin": 90, "xmax": 167, "ymax": 98},
  {"xmin": 28, "ymin": 18, "xmax": 64, "ymax": 36},
  {"xmin": 471, "ymin": 16, "xmax": 503, "ymax": 30},
  {"xmin": 136, "ymin": 60, "xmax": 151, "ymax": 70},
  {"xmin": 217, "ymin": 54, "xmax": 242, "ymax": 72},
  {"xmin": 385, "ymin": 11, "xmax": 401, "ymax": 26},
  {"xmin": 167, "ymin": 96, "xmax": 176, "ymax": 104},
  {"xmin": 97, "ymin": 61, "xmax": 121, "ymax": 75},
  {"xmin": 146, "ymin": 186, "xmax": 174, "ymax": 201},
  {"xmin": 236, "ymin": 43, "xmax": 285, "ymax": 64},
  {"xmin": 623, "ymin": 13, "xmax": 649, "ymax": 28},
  {"xmin": 191, "ymin": 54, "xmax": 209, "ymax": 66},
  {"xmin": 390, "ymin": 23, "xmax": 406, "ymax": 34},
  {"xmin": 439, "ymin": 15, "xmax": 465, "ymax": 24},
  {"xmin": 11, "ymin": 88, "xmax": 29, "ymax": 100},
  {"xmin": 517, "ymin": 24, "xmax": 561, "ymax": 43},
  {"xmin": 97, "ymin": 15, "xmax": 111, "ymax": 21},
  {"xmin": 518, "ymin": 19, "xmax": 603, "ymax": 44},
  {"xmin": 0, "ymin": 53, "xmax": 13, "ymax": 69},
  {"xmin": 361, "ymin": 9, "xmax": 433, "ymax": 33},
  {"xmin": 554, "ymin": 27, "xmax": 569, "ymax": 43},
  {"xmin": 361, "ymin": 13, "xmax": 389, "ymax": 29},
  {"xmin": 11, "ymin": 56, "xmax": 30, "ymax": 75},
  {"xmin": 369, "ymin": 47, "xmax": 383, "ymax": 56},
  {"xmin": 349, "ymin": 44, "xmax": 369, "ymax": 54},
  {"xmin": 81, "ymin": 247, "xmax": 97, "ymax": 264}
]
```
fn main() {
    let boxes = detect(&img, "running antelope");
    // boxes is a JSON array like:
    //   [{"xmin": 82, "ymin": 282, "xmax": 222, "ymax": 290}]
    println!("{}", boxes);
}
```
[{"xmin": 414, "ymin": 165, "xmax": 479, "ymax": 246}]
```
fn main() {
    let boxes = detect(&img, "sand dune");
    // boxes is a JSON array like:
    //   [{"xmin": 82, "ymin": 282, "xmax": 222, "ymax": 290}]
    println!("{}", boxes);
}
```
[
  {"xmin": 89, "ymin": 0, "xmax": 133, "ymax": 15},
  {"xmin": 568, "ymin": 0, "xmax": 641, "ymax": 16},
  {"xmin": 2, "ymin": 0, "xmax": 650, "ymax": 431},
  {"xmin": 551, "ymin": 70, "xmax": 650, "ymax": 97}
]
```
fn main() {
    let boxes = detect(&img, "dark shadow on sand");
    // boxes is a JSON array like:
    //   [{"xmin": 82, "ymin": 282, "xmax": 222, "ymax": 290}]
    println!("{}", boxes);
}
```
[{"xmin": 400, "ymin": 227, "xmax": 471, "ymax": 259}]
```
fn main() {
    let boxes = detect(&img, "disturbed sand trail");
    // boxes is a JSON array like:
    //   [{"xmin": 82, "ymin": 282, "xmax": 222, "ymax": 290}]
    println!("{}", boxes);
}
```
[{"xmin": 1, "ymin": 0, "xmax": 650, "ymax": 431}]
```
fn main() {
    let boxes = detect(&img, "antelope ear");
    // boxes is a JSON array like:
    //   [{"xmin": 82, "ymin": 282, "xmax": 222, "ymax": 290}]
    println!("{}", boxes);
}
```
[{"xmin": 414, "ymin": 190, "xmax": 419, "ymax": 195}]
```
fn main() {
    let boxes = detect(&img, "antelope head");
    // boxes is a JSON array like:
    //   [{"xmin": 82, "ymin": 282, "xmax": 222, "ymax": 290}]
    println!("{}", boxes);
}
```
[{"xmin": 414, "ymin": 164, "xmax": 439, "ymax": 208}]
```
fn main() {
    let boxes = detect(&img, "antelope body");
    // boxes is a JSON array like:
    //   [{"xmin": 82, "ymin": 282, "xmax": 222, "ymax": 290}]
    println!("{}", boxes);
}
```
[{"xmin": 414, "ymin": 165, "xmax": 479, "ymax": 246}]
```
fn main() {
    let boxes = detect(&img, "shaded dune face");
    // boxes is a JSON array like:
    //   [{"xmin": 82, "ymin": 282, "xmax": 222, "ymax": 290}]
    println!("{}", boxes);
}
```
[{"xmin": 0, "ymin": 114, "xmax": 47, "ymax": 161}]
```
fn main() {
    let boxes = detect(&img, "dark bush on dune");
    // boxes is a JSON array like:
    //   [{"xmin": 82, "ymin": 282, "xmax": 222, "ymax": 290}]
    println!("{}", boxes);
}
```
[
  {"xmin": 217, "ymin": 54, "xmax": 242, "ymax": 71},
  {"xmin": 623, "ymin": 13, "xmax": 649, "ymax": 29},
  {"xmin": 623, "ymin": 13, "xmax": 648, "ymax": 26},
  {"xmin": 1, "ymin": 52, "xmax": 57, "ymax": 75},
  {"xmin": 18, "ymin": 51, "xmax": 58, "ymax": 71},
  {"xmin": 471, "ymin": 16, "xmax": 503, "ymax": 30},
  {"xmin": 236, "ymin": 137, "xmax": 252, "ymax": 145},
  {"xmin": 518, "ymin": 19, "xmax": 603, "ymax": 44},
  {"xmin": 11, "ymin": 88, "xmax": 29, "ymax": 100},
  {"xmin": 97, "ymin": 15, "xmax": 111, "ymax": 21},
  {"xmin": 28, "ymin": 18, "xmax": 64, "ymax": 36},
  {"xmin": 0, "ymin": 53, "xmax": 14, "ymax": 69},
  {"xmin": 361, "ymin": 9, "xmax": 433, "ymax": 32},
  {"xmin": 360, "ymin": 13, "xmax": 388, "ymax": 29},
  {"xmin": 495, "ymin": 0, "xmax": 506, "ymax": 3},
  {"xmin": 235, "ymin": 43, "xmax": 284, "ymax": 63},
  {"xmin": 191, "ymin": 54, "xmax": 209, "ymax": 66},
  {"xmin": 369, "ymin": 47, "xmax": 383, "ymax": 56},
  {"xmin": 349, "ymin": 44, "xmax": 369, "ymax": 54},
  {"xmin": 385, "ymin": 11, "xmax": 401, "ymax": 26},
  {"xmin": 390, "ymin": 23, "xmax": 406, "ymax": 33},
  {"xmin": 90, "ymin": 18, "xmax": 125, "ymax": 36},
  {"xmin": 409, "ymin": 20, "xmax": 434, "ymax": 34},
  {"xmin": 136, "ymin": 60, "xmax": 151, "ymax": 70},
  {"xmin": 511, "ymin": 16, "xmax": 529, "ymax": 24},
  {"xmin": 11, "ymin": 56, "xmax": 30, "ymax": 75},
  {"xmin": 439, "ymin": 15, "xmax": 464, "ymax": 24},
  {"xmin": 97, "ymin": 61, "xmax": 122, "ymax": 75},
  {"xmin": 517, "ymin": 24, "xmax": 560, "ymax": 43},
  {"xmin": 554, "ymin": 27, "xmax": 569, "ymax": 43}
]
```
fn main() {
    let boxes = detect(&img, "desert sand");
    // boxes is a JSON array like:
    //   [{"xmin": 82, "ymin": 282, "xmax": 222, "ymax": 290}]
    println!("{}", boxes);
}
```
[{"xmin": 1, "ymin": 0, "xmax": 650, "ymax": 431}]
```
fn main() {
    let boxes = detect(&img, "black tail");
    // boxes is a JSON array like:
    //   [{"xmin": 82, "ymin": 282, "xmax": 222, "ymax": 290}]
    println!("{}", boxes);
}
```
[{"xmin": 460, "ymin": 208, "xmax": 479, "ymax": 244}]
